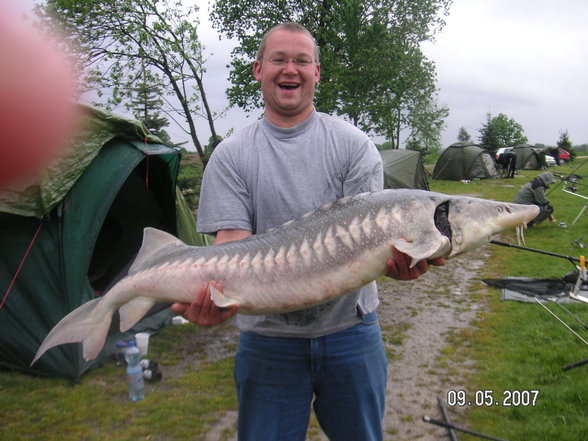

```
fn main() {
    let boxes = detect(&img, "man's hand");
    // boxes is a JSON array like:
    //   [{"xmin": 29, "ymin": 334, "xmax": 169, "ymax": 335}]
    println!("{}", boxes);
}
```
[
  {"xmin": 171, "ymin": 280, "xmax": 239, "ymax": 326},
  {"xmin": 386, "ymin": 247, "xmax": 446, "ymax": 281},
  {"xmin": 170, "ymin": 229, "xmax": 248, "ymax": 326}
]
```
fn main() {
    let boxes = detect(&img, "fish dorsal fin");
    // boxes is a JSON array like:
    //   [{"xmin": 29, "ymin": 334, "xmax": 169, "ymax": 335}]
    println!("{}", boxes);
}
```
[{"xmin": 128, "ymin": 227, "xmax": 186, "ymax": 275}]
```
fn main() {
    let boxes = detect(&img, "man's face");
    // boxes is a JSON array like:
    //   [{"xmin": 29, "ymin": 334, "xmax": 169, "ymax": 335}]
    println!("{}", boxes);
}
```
[{"xmin": 253, "ymin": 29, "xmax": 320, "ymax": 126}]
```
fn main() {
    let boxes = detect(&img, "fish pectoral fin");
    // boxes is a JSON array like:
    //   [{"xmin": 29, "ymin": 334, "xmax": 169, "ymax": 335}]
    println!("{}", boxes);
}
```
[
  {"xmin": 119, "ymin": 297, "xmax": 157, "ymax": 332},
  {"xmin": 392, "ymin": 237, "xmax": 448, "ymax": 268},
  {"xmin": 210, "ymin": 285, "xmax": 240, "ymax": 308}
]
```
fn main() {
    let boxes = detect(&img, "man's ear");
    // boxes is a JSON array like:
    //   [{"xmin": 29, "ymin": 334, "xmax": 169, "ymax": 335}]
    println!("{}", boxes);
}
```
[{"xmin": 253, "ymin": 60, "xmax": 262, "ymax": 82}]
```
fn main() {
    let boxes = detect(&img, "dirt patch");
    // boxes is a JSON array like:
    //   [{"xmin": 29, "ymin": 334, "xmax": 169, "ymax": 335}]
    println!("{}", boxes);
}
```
[
  {"xmin": 201, "ymin": 252, "xmax": 489, "ymax": 441},
  {"xmin": 379, "ymin": 252, "xmax": 486, "ymax": 440}
]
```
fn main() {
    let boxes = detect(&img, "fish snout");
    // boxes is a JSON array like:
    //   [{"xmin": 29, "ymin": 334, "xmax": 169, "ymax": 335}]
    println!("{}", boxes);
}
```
[{"xmin": 503, "ymin": 202, "xmax": 540, "ymax": 228}]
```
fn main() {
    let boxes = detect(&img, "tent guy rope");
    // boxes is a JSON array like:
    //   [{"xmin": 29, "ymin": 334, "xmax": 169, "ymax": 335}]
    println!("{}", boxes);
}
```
[{"xmin": 0, "ymin": 219, "xmax": 44, "ymax": 310}]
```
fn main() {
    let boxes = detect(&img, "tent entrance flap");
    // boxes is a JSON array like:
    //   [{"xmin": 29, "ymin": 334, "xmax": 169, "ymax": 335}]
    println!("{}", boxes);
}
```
[{"xmin": 88, "ymin": 154, "xmax": 176, "ymax": 294}]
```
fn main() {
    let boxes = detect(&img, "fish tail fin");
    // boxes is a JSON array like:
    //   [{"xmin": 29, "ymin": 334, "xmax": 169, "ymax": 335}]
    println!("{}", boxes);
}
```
[{"xmin": 30, "ymin": 297, "xmax": 113, "ymax": 365}]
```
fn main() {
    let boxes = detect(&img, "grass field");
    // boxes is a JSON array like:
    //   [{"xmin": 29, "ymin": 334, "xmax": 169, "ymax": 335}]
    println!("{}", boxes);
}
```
[
  {"xmin": 2, "ymin": 160, "xmax": 588, "ymax": 440},
  {"xmin": 435, "ymin": 160, "xmax": 588, "ymax": 441}
]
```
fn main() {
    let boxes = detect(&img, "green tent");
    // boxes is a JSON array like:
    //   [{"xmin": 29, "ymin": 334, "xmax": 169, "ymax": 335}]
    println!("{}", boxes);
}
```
[
  {"xmin": 432, "ymin": 142, "xmax": 499, "ymax": 180},
  {"xmin": 0, "ymin": 105, "xmax": 203, "ymax": 380},
  {"xmin": 380, "ymin": 149, "xmax": 429, "ymax": 190},
  {"xmin": 511, "ymin": 144, "xmax": 547, "ymax": 170}
]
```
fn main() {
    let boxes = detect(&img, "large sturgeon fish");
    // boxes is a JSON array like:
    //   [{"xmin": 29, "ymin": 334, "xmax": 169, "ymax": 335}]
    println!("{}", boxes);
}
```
[{"xmin": 32, "ymin": 189, "xmax": 538, "ymax": 364}]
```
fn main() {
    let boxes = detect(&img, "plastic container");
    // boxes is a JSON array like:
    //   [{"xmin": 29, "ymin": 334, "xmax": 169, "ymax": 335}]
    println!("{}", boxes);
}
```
[{"xmin": 125, "ymin": 341, "xmax": 144, "ymax": 401}]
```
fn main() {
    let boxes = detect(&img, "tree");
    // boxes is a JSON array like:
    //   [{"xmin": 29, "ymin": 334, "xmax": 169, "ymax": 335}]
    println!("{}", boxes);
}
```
[
  {"xmin": 129, "ymin": 69, "xmax": 173, "ymax": 144},
  {"xmin": 478, "ymin": 113, "xmax": 528, "ymax": 152},
  {"xmin": 403, "ymin": 96, "xmax": 448, "ymax": 155},
  {"xmin": 557, "ymin": 129, "xmax": 576, "ymax": 161},
  {"xmin": 457, "ymin": 127, "xmax": 471, "ymax": 142},
  {"xmin": 210, "ymin": 0, "xmax": 451, "ymax": 149},
  {"xmin": 38, "ymin": 0, "xmax": 223, "ymax": 163},
  {"xmin": 557, "ymin": 129, "xmax": 572, "ymax": 150},
  {"xmin": 363, "ymin": 41, "xmax": 448, "ymax": 149}
]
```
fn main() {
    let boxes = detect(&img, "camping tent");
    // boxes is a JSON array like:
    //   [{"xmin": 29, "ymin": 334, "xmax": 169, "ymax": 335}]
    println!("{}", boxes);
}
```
[
  {"xmin": 380, "ymin": 149, "xmax": 429, "ymax": 190},
  {"xmin": 432, "ymin": 142, "xmax": 499, "ymax": 180},
  {"xmin": 512, "ymin": 144, "xmax": 547, "ymax": 170},
  {"xmin": 0, "ymin": 105, "xmax": 202, "ymax": 380}
]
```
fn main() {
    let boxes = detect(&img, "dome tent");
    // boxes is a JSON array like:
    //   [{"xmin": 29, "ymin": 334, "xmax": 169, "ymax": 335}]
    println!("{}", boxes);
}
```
[
  {"xmin": 512, "ymin": 144, "xmax": 547, "ymax": 170},
  {"xmin": 432, "ymin": 142, "xmax": 499, "ymax": 180},
  {"xmin": 0, "ymin": 105, "xmax": 204, "ymax": 380},
  {"xmin": 380, "ymin": 149, "xmax": 429, "ymax": 190}
]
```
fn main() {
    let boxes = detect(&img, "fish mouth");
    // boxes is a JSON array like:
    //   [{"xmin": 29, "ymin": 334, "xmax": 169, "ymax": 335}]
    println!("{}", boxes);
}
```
[{"xmin": 434, "ymin": 201, "xmax": 452, "ymax": 242}]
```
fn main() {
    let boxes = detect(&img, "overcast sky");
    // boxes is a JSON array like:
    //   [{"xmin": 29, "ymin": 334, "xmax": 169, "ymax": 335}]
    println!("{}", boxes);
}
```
[
  {"xmin": 421, "ymin": 0, "xmax": 588, "ymax": 147},
  {"xmin": 193, "ymin": 0, "xmax": 588, "ymax": 149},
  {"xmin": 14, "ymin": 0, "xmax": 588, "ymax": 149}
]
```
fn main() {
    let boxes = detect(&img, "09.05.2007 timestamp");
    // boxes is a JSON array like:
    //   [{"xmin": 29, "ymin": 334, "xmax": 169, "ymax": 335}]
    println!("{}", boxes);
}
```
[{"xmin": 447, "ymin": 389, "xmax": 539, "ymax": 407}]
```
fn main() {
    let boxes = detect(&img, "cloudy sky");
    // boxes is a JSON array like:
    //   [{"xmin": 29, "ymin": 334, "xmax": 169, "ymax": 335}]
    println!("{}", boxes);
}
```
[
  {"xmin": 421, "ymin": 0, "xmax": 588, "ymax": 147},
  {"xmin": 193, "ymin": 0, "xmax": 588, "ymax": 149},
  {"xmin": 14, "ymin": 0, "xmax": 588, "ymax": 149}
]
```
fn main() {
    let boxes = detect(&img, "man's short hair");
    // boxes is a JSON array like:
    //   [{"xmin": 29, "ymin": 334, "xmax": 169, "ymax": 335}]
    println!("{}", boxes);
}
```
[{"xmin": 256, "ymin": 22, "xmax": 320, "ymax": 64}]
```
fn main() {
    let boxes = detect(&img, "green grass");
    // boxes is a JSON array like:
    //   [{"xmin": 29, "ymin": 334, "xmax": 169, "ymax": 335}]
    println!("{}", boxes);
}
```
[
  {"xmin": 2, "ymin": 161, "xmax": 588, "ymax": 440},
  {"xmin": 0, "ymin": 324, "xmax": 237, "ymax": 441},
  {"xmin": 428, "ymin": 161, "xmax": 588, "ymax": 440}
]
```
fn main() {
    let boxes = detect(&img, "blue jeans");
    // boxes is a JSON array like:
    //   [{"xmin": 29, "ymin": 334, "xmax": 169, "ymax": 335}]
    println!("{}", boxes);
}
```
[{"xmin": 234, "ymin": 312, "xmax": 388, "ymax": 441}]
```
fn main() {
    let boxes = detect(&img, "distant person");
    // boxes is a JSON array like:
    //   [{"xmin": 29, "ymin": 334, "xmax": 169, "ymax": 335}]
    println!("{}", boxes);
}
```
[
  {"xmin": 514, "ymin": 172, "xmax": 556, "ymax": 226},
  {"xmin": 548, "ymin": 147, "xmax": 560, "ymax": 166},
  {"xmin": 497, "ymin": 152, "xmax": 516, "ymax": 178}
]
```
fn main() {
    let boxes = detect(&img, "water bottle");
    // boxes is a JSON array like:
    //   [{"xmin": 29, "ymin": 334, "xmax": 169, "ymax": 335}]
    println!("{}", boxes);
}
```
[{"xmin": 125, "ymin": 341, "xmax": 144, "ymax": 401}]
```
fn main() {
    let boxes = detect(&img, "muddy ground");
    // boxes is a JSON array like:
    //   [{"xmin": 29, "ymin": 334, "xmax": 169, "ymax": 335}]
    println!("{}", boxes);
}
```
[{"xmin": 194, "ymin": 251, "xmax": 489, "ymax": 441}]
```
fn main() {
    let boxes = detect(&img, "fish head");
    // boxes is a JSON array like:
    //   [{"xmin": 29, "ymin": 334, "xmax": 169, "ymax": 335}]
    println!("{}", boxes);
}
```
[{"xmin": 441, "ymin": 196, "xmax": 539, "ymax": 257}]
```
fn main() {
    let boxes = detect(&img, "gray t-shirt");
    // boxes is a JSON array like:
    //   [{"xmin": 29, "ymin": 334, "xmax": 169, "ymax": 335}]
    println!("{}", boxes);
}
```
[{"xmin": 197, "ymin": 111, "xmax": 384, "ymax": 338}]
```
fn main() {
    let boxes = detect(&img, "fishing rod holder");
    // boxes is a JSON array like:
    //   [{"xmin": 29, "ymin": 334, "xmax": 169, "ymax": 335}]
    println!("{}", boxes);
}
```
[{"xmin": 569, "ymin": 258, "xmax": 588, "ymax": 304}]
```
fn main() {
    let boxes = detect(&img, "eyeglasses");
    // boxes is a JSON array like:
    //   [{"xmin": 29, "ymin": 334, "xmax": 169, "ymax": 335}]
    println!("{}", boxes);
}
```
[{"xmin": 265, "ymin": 57, "xmax": 315, "ymax": 67}]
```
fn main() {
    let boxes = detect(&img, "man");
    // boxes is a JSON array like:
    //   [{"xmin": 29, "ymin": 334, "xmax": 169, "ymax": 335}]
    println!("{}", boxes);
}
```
[
  {"xmin": 497, "ymin": 151, "xmax": 516, "ymax": 178},
  {"xmin": 172, "ymin": 23, "xmax": 443, "ymax": 440},
  {"xmin": 514, "ymin": 172, "xmax": 556, "ymax": 226}
]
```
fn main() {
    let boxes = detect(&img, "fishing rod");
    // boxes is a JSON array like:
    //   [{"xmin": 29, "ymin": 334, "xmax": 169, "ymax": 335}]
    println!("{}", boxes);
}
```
[
  {"xmin": 534, "ymin": 297, "xmax": 588, "ymax": 346},
  {"xmin": 492, "ymin": 238, "xmax": 588, "ymax": 371},
  {"xmin": 562, "ymin": 358, "xmax": 588, "ymax": 371},
  {"xmin": 550, "ymin": 299, "xmax": 588, "ymax": 330},
  {"xmin": 437, "ymin": 396, "xmax": 459, "ymax": 441},
  {"xmin": 535, "ymin": 297, "xmax": 588, "ymax": 372},
  {"xmin": 423, "ymin": 416, "xmax": 509, "ymax": 441},
  {"xmin": 489, "ymin": 240, "xmax": 581, "ymax": 264},
  {"xmin": 547, "ymin": 156, "xmax": 588, "ymax": 197},
  {"xmin": 491, "ymin": 240, "xmax": 588, "ymax": 305}
]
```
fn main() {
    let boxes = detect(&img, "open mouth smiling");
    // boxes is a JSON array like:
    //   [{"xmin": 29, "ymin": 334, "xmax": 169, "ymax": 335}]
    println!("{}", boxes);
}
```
[{"xmin": 278, "ymin": 83, "xmax": 300, "ymax": 90}]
